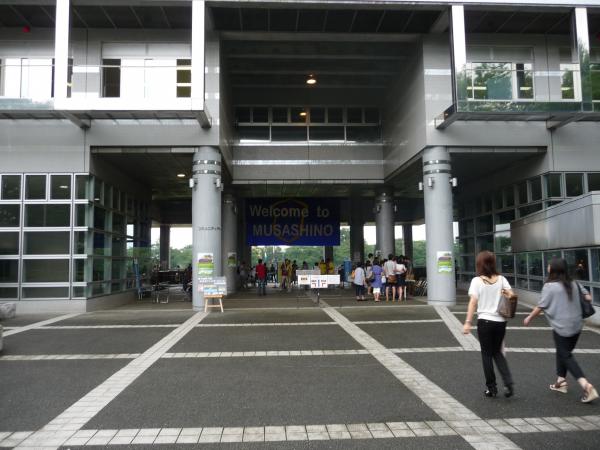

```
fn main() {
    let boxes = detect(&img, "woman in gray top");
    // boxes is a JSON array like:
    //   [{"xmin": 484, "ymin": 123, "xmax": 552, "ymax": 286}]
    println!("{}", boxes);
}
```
[{"xmin": 524, "ymin": 258, "xmax": 598, "ymax": 403}]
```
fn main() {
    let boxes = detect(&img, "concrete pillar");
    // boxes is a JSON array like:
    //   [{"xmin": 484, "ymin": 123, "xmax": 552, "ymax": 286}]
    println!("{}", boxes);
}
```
[
  {"xmin": 323, "ymin": 246, "xmax": 334, "ymax": 262},
  {"xmin": 350, "ymin": 201, "xmax": 364, "ymax": 263},
  {"xmin": 375, "ymin": 188, "xmax": 395, "ymax": 259},
  {"xmin": 159, "ymin": 225, "xmax": 171, "ymax": 269},
  {"xmin": 192, "ymin": 146, "xmax": 222, "ymax": 311},
  {"xmin": 53, "ymin": 0, "xmax": 70, "ymax": 99},
  {"xmin": 422, "ymin": 146, "xmax": 456, "ymax": 306},
  {"xmin": 403, "ymin": 224, "xmax": 413, "ymax": 262},
  {"xmin": 222, "ymin": 193, "xmax": 238, "ymax": 294}
]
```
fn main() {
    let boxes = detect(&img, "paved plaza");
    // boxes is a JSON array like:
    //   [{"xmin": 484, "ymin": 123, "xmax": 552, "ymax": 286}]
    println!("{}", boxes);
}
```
[{"xmin": 1, "ymin": 289, "xmax": 600, "ymax": 449}]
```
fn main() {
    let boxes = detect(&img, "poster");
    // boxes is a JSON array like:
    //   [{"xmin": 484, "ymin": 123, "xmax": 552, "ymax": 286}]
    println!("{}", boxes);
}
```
[
  {"xmin": 201, "ymin": 276, "xmax": 228, "ymax": 296},
  {"xmin": 437, "ymin": 251, "xmax": 453, "ymax": 274},
  {"xmin": 197, "ymin": 253, "xmax": 214, "ymax": 282},
  {"xmin": 227, "ymin": 252, "xmax": 237, "ymax": 268}
]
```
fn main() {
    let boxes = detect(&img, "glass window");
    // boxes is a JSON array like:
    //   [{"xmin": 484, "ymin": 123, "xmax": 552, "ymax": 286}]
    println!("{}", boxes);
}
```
[
  {"xmin": 104, "ymin": 185, "xmax": 112, "ymax": 209},
  {"xmin": 74, "ymin": 231, "xmax": 86, "ymax": 254},
  {"xmin": 0, "ymin": 204, "xmax": 20, "ymax": 227},
  {"xmin": 25, "ymin": 174, "xmax": 46, "ymax": 200},
  {"xmin": 0, "ymin": 260, "xmax": 18, "ymax": 282},
  {"xmin": 93, "ymin": 258, "xmax": 106, "ymax": 281},
  {"xmin": 234, "ymin": 107, "xmax": 251, "ymax": 123},
  {"xmin": 470, "ymin": 62, "xmax": 512, "ymax": 100},
  {"xmin": 347, "ymin": 107, "xmax": 362, "ymax": 123},
  {"xmin": 237, "ymin": 126, "xmax": 269, "ymax": 141},
  {"xmin": 0, "ymin": 232, "xmax": 19, "ymax": 255},
  {"xmin": 483, "ymin": 195, "xmax": 493, "ymax": 212},
  {"xmin": 517, "ymin": 181, "xmax": 528, "ymax": 204},
  {"xmin": 1, "ymin": 175, "xmax": 21, "ymax": 199},
  {"xmin": 516, "ymin": 253, "xmax": 527, "ymax": 275},
  {"xmin": 24, "ymin": 231, "xmax": 70, "ymax": 254},
  {"xmin": 494, "ymin": 232, "xmax": 511, "ymax": 253},
  {"xmin": 364, "ymin": 108, "xmax": 379, "ymax": 123},
  {"xmin": 346, "ymin": 126, "xmax": 380, "ymax": 143},
  {"xmin": 102, "ymin": 58, "xmax": 121, "ymax": 97},
  {"xmin": 290, "ymin": 107, "xmax": 307, "ymax": 123},
  {"xmin": 22, "ymin": 287, "xmax": 69, "ymax": 298},
  {"xmin": 588, "ymin": 173, "xmax": 600, "ymax": 192},
  {"xmin": 112, "ymin": 213, "xmax": 125, "ymax": 235},
  {"xmin": 529, "ymin": 279, "xmax": 543, "ymax": 292},
  {"xmin": 504, "ymin": 186, "xmax": 515, "ymax": 207},
  {"xmin": 459, "ymin": 219, "xmax": 475, "ymax": 236},
  {"xmin": 495, "ymin": 210, "xmax": 515, "ymax": 232},
  {"xmin": 545, "ymin": 173, "xmax": 562, "ymax": 197},
  {"xmin": 327, "ymin": 108, "xmax": 343, "ymax": 123},
  {"xmin": 309, "ymin": 126, "xmax": 344, "ymax": 141},
  {"xmin": 25, "ymin": 204, "xmax": 70, "ymax": 227},
  {"xmin": 564, "ymin": 249, "xmax": 589, "ymax": 281},
  {"xmin": 75, "ymin": 204, "xmax": 87, "ymax": 227},
  {"xmin": 476, "ymin": 215, "xmax": 493, "ymax": 233},
  {"xmin": 112, "ymin": 259, "xmax": 125, "ymax": 279},
  {"xmin": 176, "ymin": 59, "xmax": 191, "ymax": 98},
  {"xmin": 252, "ymin": 107, "xmax": 268, "ymax": 123},
  {"xmin": 271, "ymin": 126, "xmax": 307, "ymax": 141},
  {"xmin": 519, "ymin": 203, "xmax": 542, "ymax": 217},
  {"xmin": 543, "ymin": 250, "xmax": 562, "ymax": 277},
  {"xmin": 560, "ymin": 63, "xmax": 577, "ymax": 100},
  {"xmin": 493, "ymin": 191, "xmax": 503, "ymax": 210},
  {"xmin": 528, "ymin": 252, "xmax": 543, "ymax": 277},
  {"xmin": 497, "ymin": 254, "xmax": 514, "ymax": 274},
  {"xmin": 75, "ymin": 175, "xmax": 89, "ymax": 199},
  {"xmin": 50, "ymin": 175, "xmax": 71, "ymax": 200},
  {"xmin": 516, "ymin": 63, "xmax": 533, "ymax": 99},
  {"xmin": 461, "ymin": 256, "xmax": 474, "ymax": 272},
  {"xmin": 565, "ymin": 173, "xmax": 584, "ymax": 197},
  {"xmin": 516, "ymin": 277, "xmax": 528, "ymax": 289},
  {"xmin": 94, "ymin": 207, "xmax": 106, "ymax": 230},
  {"xmin": 530, "ymin": 177, "xmax": 542, "ymax": 201},
  {"xmin": 73, "ymin": 258, "xmax": 86, "ymax": 282},
  {"xmin": 0, "ymin": 287, "xmax": 18, "ymax": 298},
  {"xmin": 23, "ymin": 259, "xmax": 68, "ymax": 282},
  {"xmin": 93, "ymin": 179, "xmax": 103, "ymax": 203},
  {"xmin": 112, "ymin": 236, "xmax": 126, "ymax": 257},
  {"xmin": 592, "ymin": 249, "xmax": 600, "ymax": 282},
  {"xmin": 72, "ymin": 286, "xmax": 86, "ymax": 297},
  {"xmin": 93, "ymin": 232, "xmax": 109, "ymax": 256},
  {"xmin": 271, "ymin": 107, "xmax": 287, "ymax": 123},
  {"xmin": 459, "ymin": 238, "xmax": 474, "ymax": 254},
  {"xmin": 477, "ymin": 235, "xmax": 494, "ymax": 252},
  {"xmin": 309, "ymin": 107, "xmax": 325, "ymax": 123}
]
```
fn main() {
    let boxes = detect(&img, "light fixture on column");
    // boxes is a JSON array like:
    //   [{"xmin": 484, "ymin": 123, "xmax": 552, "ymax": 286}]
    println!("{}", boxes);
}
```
[
  {"xmin": 177, "ymin": 173, "xmax": 186, "ymax": 178},
  {"xmin": 450, "ymin": 177, "xmax": 458, "ymax": 187},
  {"xmin": 427, "ymin": 177, "xmax": 434, "ymax": 188},
  {"xmin": 306, "ymin": 74, "xmax": 317, "ymax": 85},
  {"xmin": 214, "ymin": 178, "xmax": 222, "ymax": 189},
  {"xmin": 188, "ymin": 178, "xmax": 195, "ymax": 189},
  {"xmin": 418, "ymin": 182, "xmax": 423, "ymax": 191}
]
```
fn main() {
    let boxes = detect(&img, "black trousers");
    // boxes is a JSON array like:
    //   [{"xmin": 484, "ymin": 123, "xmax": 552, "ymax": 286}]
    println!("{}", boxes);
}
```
[
  {"xmin": 477, "ymin": 319, "xmax": 513, "ymax": 389},
  {"xmin": 553, "ymin": 331, "xmax": 585, "ymax": 380}
]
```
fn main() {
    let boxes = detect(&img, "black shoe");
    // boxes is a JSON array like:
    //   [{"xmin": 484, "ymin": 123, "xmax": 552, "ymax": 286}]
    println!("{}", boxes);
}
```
[
  {"xmin": 504, "ymin": 385, "xmax": 514, "ymax": 398},
  {"xmin": 484, "ymin": 387, "xmax": 498, "ymax": 398}
]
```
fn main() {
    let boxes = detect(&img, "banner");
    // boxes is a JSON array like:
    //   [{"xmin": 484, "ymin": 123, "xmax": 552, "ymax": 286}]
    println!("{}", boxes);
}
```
[{"xmin": 246, "ymin": 198, "xmax": 340, "ymax": 246}]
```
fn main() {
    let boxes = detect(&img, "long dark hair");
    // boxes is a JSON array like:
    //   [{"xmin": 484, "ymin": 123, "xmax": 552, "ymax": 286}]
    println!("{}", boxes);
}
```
[
  {"xmin": 546, "ymin": 258, "xmax": 573, "ymax": 300},
  {"xmin": 476, "ymin": 251, "xmax": 498, "ymax": 277}
]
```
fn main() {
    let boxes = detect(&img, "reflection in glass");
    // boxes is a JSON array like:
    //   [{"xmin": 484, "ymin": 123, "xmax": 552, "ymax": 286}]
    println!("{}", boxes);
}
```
[
  {"xmin": 0, "ymin": 205, "xmax": 20, "ymax": 227},
  {"xmin": 0, "ymin": 260, "xmax": 18, "ymax": 282},
  {"xmin": 74, "ymin": 231, "xmax": 87, "ymax": 254},
  {"xmin": 565, "ymin": 173, "xmax": 584, "ymax": 197},
  {"xmin": 494, "ymin": 232, "xmax": 511, "ymax": 253},
  {"xmin": 543, "ymin": 251, "xmax": 562, "ymax": 277},
  {"xmin": 22, "ymin": 287, "xmax": 69, "ymax": 298},
  {"xmin": 477, "ymin": 235, "xmax": 494, "ymax": 252},
  {"xmin": 75, "ymin": 175, "xmax": 89, "ymax": 199},
  {"xmin": 93, "ymin": 258, "xmax": 106, "ymax": 281},
  {"xmin": 1, "ymin": 175, "xmax": 21, "ymax": 199},
  {"xmin": 25, "ymin": 205, "xmax": 70, "ymax": 227},
  {"xmin": 0, "ymin": 287, "xmax": 18, "ymax": 298},
  {"xmin": 588, "ymin": 173, "xmax": 600, "ymax": 192},
  {"xmin": 516, "ymin": 253, "xmax": 527, "ymax": 275},
  {"xmin": 592, "ymin": 249, "xmax": 600, "ymax": 282},
  {"xmin": 497, "ymin": 254, "xmax": 514, "ymax": 274},
  {"xmin": 0, "ymin": 232, "xmax": 19, "ymax": 255},
  {"xmin": 50, "ymin": 175, "xmax": 71, "ymax": 200},
  {"xmin": 564, "ymin": 249, "xmax": 589, "ymax": 281},
  {"xmin": 528, "ymin": 252, "xmax": 543, "ymax": 277},
  {"xmin": 73, "ymin": 259, "xmax": 86, "ymax": 282},
  {"xmin": 545, "ymin": 173, "xmax": 562, "ymax": 197},
  {"xmin": 530, "ymin": 177, "xmax": 542, "ymax": 201},
  {"xmin": 24, "ymin": 231, "xmax": 70, "ymax": 254}
]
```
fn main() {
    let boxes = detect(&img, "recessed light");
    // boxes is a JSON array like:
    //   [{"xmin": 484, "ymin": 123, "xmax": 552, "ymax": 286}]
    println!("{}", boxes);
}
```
[
  {"xmin": 59, "ymin": 185, "xmax": 69, "ymax": 189},
  {"xmin": 177, "ymin": 173, "xmax": 186, "ymax": 178},
  {"xmin": 299, "ymin": 111, "xmax": 307, "ymax": 117},
  {"xmin": 306, "ymin": 74, "xmax": 317, "ymax": 85}
]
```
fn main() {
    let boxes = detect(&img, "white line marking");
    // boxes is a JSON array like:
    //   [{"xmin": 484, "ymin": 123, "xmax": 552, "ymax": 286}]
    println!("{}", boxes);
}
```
[
  {"xmin": 197, "ymin": 322, "xmax": 335, "ymax": 327},
  {"xmin": 353, "ymin": 319, "xmax": 443, "ymax": 324},
  {"xmin": 6, "ymin": 415, "xmax": 599, "ymax": 447},
  {"xmin": 3, "ymin": 314, "xmax": 81, "ymax": 337},
  {"xmin": 434, "ymin": 306, "xmax": 480, "ymax": 351},
  {"xmin": 15, "ymin": 311, "xmax": 208, "ymax": 449},
  {"xmin": 41, "ymin": 325, "xmax": 179, "ymax": 329},
  {"xmin": 322, "ymin": 303, "xmax": 519, "ymax": 449},
  {"xmin": 0, "ymin": 354, "xmax": 140, "ymax": 361}
]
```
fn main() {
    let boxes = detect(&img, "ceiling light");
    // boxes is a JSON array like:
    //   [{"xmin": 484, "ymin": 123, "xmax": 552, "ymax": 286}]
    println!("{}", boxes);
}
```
[
  {"xmin": 59, "ymin": 185, "xmax": 69, "ymax": 189},
  {"xmin": 306, "ymin": 74, "xmax": 317, "ymax": 85},
  {"xmin": 177, "ymin": 173, "xmax": 186, "ymax": 178},
  {"xmin": 299, "ymin": 111, "xmax": 307, "ymax": 117}
]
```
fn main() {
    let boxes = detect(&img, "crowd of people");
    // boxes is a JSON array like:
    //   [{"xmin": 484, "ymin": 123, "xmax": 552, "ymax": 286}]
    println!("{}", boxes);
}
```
[
  {"xmin": 463, "ymin": 250, "xmax": 597, "ymax": 404},
  {"xmin": 350, "ymin": 253, "xmax": 413, "ymax": 302}
]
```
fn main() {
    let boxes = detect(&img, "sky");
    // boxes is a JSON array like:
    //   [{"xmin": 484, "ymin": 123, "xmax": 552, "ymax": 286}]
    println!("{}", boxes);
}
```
[{"xmin": 151, "ymin": 223, "xmax": 459, "ymax": 249}]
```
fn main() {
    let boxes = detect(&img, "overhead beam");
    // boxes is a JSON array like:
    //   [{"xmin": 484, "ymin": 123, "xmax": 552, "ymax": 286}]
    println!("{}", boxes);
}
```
[
  {"xmin": 130, "ymin": 6, "xmax": 144, "ymax": 28},
  {"xmin": 220, "ymin": 31, "xmax": 419, "ymax": 42},
  {"xmin": 429, "ymin": 9, "xmax": 449, "ymax": 33},
  {"xmin": 9, "ymin": 5, "xmax": 33, "ymax": 28},
  {"xmin": 546, "ymin": 114, "xmax": 583, "ymax": 130},
  {"xmin": 227, "ymin": 53, "xmax": 405, "ymax": 60},
  {"xmin": 62, "ymin": 112, "xmax": 91, "ymax": 130},
  {"xmin": 196, "ymin": 106, "xmax": 212, "ymax": 129}
]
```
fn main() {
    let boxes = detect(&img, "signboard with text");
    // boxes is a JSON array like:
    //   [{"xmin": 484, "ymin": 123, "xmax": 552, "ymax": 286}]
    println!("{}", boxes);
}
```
[{"xmin": 246, "ymin": 198, "xmax": 340, "ymax": 246}]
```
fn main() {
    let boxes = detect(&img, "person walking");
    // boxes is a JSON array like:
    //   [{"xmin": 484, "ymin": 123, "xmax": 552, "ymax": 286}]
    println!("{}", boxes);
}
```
[
  {"xmin": 523, "ymin": 258, "xmax": 598, "ymax": 403},
  {"xmin": 353, "ymin": 262, "xmax": 366, "ymax": 301},
  {"xmin": 384, "ymin": 255, "xmax": 398, "ymax": 301},
  {"xmin": 255, "ymin": 258, "xmax": 267, "ymax": 296},
  {"xmin": 463, "ymin": 250, "xmax": 515, "ymax": 398}
]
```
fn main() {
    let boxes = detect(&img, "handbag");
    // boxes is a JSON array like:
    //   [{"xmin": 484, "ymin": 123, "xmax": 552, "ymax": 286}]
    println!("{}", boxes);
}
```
[
  {"xmin": 482, "ymin": 276, "xmax": 518, "ymax": 319},
  {"xmin": 387, "ymin": 274, "xmax": 397, "ymax": 283},
  {"xmin": 381, "ymin": 275, "xmax": 387, "ymax": 284},
  {"xmin": 577, "ymin": 282, "xmax": 596, "ymax": 318}
]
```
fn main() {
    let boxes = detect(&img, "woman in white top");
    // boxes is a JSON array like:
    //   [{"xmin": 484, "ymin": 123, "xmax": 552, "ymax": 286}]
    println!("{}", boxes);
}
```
[{"xmin": 463, "ymin": 251, "xmax": 515, "ymax": 398}]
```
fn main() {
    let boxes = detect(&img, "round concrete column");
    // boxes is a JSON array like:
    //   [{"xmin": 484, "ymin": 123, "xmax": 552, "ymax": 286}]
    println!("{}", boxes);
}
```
[
  {"xmin": 192, "ymin": 146, "xmax": 222, "ymax": 311},
  {"xmin": 375, "ymin": 188, "xmax": 395, "ymax": 258},
  {"xmin": 350, "ymin": 200, "xmax": 364, "ymax": 263},
  {"xmin": 221, "ymin": 193, "xmax": 238, "ymax": 294},
  {"xmin": 159, "ymin": 224, "xmax": 171, "ymax": 269},
  {"xmin": 402, "ymin": 224, "xmax": 413, "ymax": 261},
  {"xmin": 422, "ymin": 146, "xmax": 456, "ymax": 306}
]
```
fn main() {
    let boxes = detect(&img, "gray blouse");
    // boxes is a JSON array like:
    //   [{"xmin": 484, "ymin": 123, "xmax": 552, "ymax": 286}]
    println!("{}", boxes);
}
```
[{"xmin": 538, "ymin": 281, "xmax": 588, "ymax": 337}]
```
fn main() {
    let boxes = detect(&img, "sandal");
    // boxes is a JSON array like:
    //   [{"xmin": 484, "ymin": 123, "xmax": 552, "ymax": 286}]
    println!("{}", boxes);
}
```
[
  {"xmin": 581, "ymin": 384, "xmax": 599, "ymax": 403},
  {"xmin": 549, "ymin": 380, "xmax": 568, "ymax": 394}
]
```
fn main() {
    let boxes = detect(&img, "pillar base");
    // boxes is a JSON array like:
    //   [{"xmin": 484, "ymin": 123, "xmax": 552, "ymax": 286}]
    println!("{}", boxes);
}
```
[{"xmin": 427, "ymin": 299, "xmax": 456, "ymax": 307}]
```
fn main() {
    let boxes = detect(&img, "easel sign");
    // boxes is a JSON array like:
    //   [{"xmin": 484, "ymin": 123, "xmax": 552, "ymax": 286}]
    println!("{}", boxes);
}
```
[
  {"xmin": 298, "ymin": 274, "xmax": 341, "ymax": 305},
  {"xmin": 200, "ymin": 276, "xmax": 227, "ymax": 312}
]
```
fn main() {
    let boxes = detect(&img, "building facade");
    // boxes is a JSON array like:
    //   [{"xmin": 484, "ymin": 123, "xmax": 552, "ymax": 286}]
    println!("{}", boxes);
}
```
[{"xmin": 0, "ymin": 0, "xmax": 599, "ymax": 318}]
